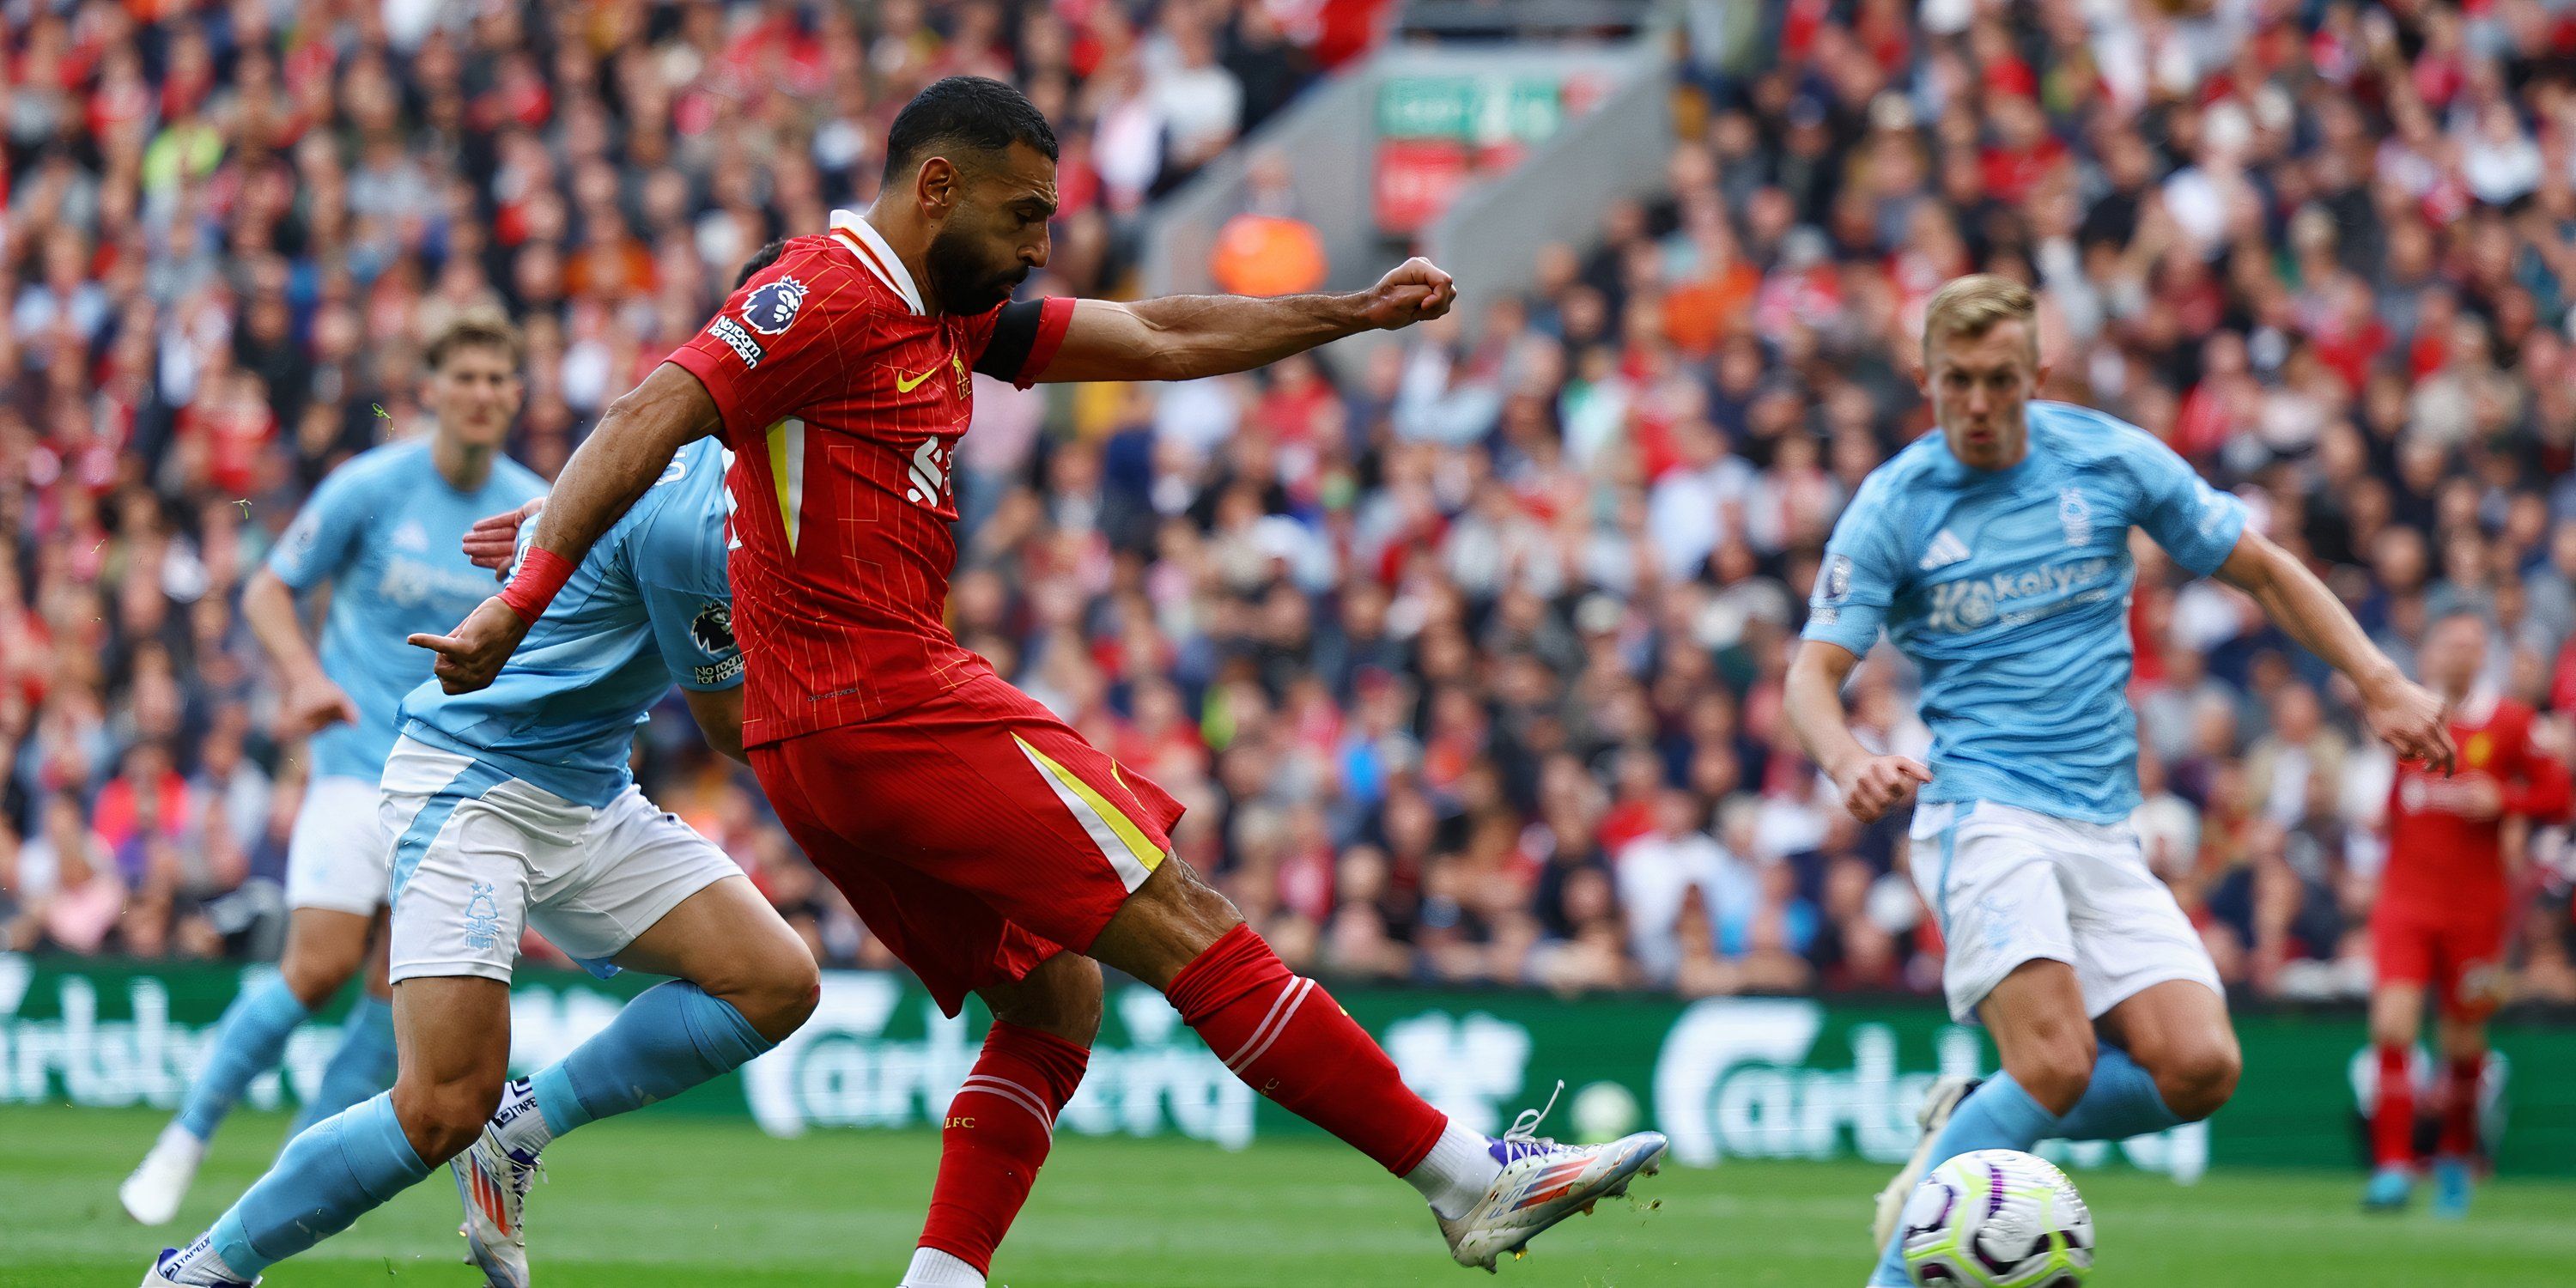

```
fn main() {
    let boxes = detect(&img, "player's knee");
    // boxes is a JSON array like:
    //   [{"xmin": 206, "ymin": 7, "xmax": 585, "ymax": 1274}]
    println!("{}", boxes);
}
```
[
  {"xmin": 280, "ymin": 945, "xmax": 363, "ymax": 1008},
  {"xmin": 392, "ymin": 1076, "xmax": 502, "ymax": 1164},
  {"xmin": 2366, "ymin": 993, "xmax": 2421, "ymax": 1048},
  {"xmin": 2007, "ymin": 1025, "xmax": 2098, "ymax": 1115},
  {"xmin": 1092, "ymin": 858, "xmax": 1248, "ymax": 990},
  {"xmin": 2154, "ymin": 1038, "xmax": 2241, "ymax": 1122},
  {"xmin": 730, "ymin": 947, "xmax": 822, "ymax": 1043},
  {"xmin": 989, "ymin": 953, "xmax": 1103, "ymax": 1047}
]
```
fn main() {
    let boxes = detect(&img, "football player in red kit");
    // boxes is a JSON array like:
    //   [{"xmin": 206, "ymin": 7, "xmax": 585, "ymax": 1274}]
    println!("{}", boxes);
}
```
[
  {"xmin": 2364, "ymin": 612, "xmax": 2572, "ymax": 1216},
  {"xmin": 415, "ymin": 76, "xmax": 1668, "ymax": 1286}
]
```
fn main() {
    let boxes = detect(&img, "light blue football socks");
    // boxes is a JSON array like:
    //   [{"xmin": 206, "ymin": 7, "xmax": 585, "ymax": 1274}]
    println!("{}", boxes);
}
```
[
  {"xmin": 1870, "ymin": 1052, "xmax": 2184, "ymax": 1285},
  {"xmin": 167, "ymin": 982, "xmax": 775, "ymax": 1283},
  {"xmin": 526, "ymin": 981, "xmax": 773, "ymax": 1141},
  {"xmin": 175, "ymin": 977, "xmax": 312, "ymax": 1141},
  {"xmin": 2050, "ymin": 1048, "xmax": 2184, "ymax": 1142},
  {"xmin": 290, "ymin": 993, "xmax": 398, "ymax": 1138},
  {"xmin": 196, "ymin": 1092, "xmax": 428, "ymax": 1279}
]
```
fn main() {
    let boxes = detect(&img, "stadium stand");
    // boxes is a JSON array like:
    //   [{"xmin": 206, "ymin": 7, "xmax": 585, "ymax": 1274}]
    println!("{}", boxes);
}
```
[{"xmin": 3, "ymin": 0, "xmax": 2573, "ymax": 1012}]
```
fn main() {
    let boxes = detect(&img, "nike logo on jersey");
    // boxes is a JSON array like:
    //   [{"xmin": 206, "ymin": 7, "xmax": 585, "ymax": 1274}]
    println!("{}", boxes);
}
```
[
  {"xmin": 1919, "ymin": 529, "xmax": 1972, "ymax": 570},
  {"xmin": 896, "ymin": 367, "xmax": 937, "ymax": 393}
]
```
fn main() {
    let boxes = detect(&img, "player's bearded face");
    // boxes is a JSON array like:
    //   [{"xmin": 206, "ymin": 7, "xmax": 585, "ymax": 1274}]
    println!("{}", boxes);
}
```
[{"xmin": 927, "ymin": 218, "xmax": 1030, "ymax": 316}]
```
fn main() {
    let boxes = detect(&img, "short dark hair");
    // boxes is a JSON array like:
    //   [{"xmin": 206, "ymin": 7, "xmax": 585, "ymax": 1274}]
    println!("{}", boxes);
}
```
[
  {"xmin": 884, "ymin": 76, "xmax": 1058, "ymax": 185},
  {"xmin": 735, "ymin": 239, "xmax": 788, "ymax": 289}
]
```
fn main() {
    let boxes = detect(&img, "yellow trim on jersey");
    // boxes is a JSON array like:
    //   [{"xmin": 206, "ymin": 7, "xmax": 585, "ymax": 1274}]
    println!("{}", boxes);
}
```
[
  {"xmin": 768, "ymin": 417, "xmax": 805, "ymax": 553},
  {"xmin": 1012, "ymin": 734, "xmax": 1164, "ymax": 890}
]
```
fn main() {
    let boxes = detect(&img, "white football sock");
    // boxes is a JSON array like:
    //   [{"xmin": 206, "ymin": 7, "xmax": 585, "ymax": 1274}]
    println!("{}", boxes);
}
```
[
  {"xmin": 899, "ymin": 1245, "xmax": 986, "ymax": 1287},
  {"xmin": 166, "ymin": 1234, "xmax": 247, "ymax": 1286},
  {"xmin": 491, "ymin": 1078, "xmax": 553, "ymax": 1157},
  {"xmin": 1405, "ymin": 1119, "xmax": 1503, "ymax": 1219}
]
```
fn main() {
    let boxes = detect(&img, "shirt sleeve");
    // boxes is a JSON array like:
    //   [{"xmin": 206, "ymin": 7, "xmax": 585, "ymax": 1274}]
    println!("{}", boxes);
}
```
[
  {"xmin": 967, "ymin": 296, "xmax": 1075, "ymax": 388},
  {"xmin": 2122, "ymin": 428, "xmax": 2249, "ymax": 576},
  {"xmin": 664, "ymin": 242, "xmax": 864, "ymax": 435},
  {"xmin": 632, "ymin": 494, "xmax": 743, "ymax": 692},
  {"xmin": 1802, "ymin": 473, "xmax": 1905, "ymax": 656},
  {"xmin": 264, "ymin": 465, "xmax": 368, "ymax": 592}
]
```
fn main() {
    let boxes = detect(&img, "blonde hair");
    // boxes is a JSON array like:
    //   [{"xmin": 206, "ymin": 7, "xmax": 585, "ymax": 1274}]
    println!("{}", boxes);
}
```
[
  {"xmin": 1922, "ymin": 274, "xmax": 2038, "ymax": 367},
  {"xmin": 425, "ymin": 307, "xmax": 525, "ymax": 373}
]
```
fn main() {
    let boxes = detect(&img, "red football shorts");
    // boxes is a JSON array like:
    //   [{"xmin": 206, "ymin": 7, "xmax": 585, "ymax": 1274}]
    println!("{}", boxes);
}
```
[
  {"xmin": 750, "ymin": 672, "xmax": 1185, "ymax": 1016},
  {"xmin": 2372, "ymin": 901, "xmax": 2510, "ymax": 1022}
]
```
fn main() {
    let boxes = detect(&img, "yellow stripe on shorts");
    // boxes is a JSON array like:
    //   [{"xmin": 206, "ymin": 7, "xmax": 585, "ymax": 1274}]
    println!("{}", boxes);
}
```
[{"xmin": 1012, "ymin": 734, "xmax": 1164, "ymax": 891}]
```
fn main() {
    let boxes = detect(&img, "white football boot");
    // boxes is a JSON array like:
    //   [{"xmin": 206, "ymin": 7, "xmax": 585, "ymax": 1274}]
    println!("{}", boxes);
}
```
[
  {"xmin": 450, "ymin": 1121, "xmax": 543, "ymax": 1288},
  {"xmin": 1871, "ymin": 1074, "xmax": 1982, "ymax": 1249},
  {"xmin": 1435, "ymin": 1086, "xmax": 1670, "ymax": 1273},
  {"xmin": 140, "ymin": 1242, "xmax": 257, "ymax": 1286},
  {"xmin": 121, "ymin": 1125, "xmax": 209, "ymax": 1226}
]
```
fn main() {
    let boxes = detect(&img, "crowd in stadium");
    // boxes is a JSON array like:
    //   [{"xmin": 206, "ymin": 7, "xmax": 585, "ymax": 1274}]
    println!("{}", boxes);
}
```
[{"xmin": 3, "ymin": 0, "xmax": 2574, "ymax": 1010}]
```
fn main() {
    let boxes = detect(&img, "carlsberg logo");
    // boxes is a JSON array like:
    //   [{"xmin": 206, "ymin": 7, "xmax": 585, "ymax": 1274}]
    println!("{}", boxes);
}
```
[
  {"xmin": 741, "ymin": 975, "xmax": 1256, "ymax": 1148},
  {"xmin": 1650, "ymin": 999, "xmax": 2206, "ymax": 1182}
]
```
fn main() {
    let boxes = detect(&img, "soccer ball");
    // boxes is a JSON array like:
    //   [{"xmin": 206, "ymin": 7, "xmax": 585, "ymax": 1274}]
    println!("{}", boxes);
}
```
[{"xmin": 1898, "ymin": 1149, "xmax": 2093, "ymax": 1287}]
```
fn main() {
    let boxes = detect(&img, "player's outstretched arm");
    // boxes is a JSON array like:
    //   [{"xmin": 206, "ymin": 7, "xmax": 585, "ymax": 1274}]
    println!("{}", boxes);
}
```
[
  {"xmin": 2214, "ymin": 527, "xmax": 2456, "ymax": 772},
  {"xmin": 410, "ymin": 364, "xmax": 722, "ymax": 694},
  {"xmin": 1786, "ymin": 640, "xmax": 1930, "ymax": 823},
  {"xmin": 1033, "ymin": 258, "xmax": 1456, "ymax": 384}
]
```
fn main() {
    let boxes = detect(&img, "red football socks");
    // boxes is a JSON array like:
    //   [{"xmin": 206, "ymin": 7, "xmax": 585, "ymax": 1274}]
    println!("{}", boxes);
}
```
[
  {"xmin": 2438, "ymin": 1054, "xmax": 2485, "ymax": 1160},
  {"xmin": 2371, "ymin": 1043, "xmax": 2415, "ymax": 1169},
  {"xmin": 915, "ymin": 1022, "xmax": 1091, "ymax": 1275},
  {"xmin": 1164, "ymin": 924, "xmax": 1448, "ymax": 1175}
]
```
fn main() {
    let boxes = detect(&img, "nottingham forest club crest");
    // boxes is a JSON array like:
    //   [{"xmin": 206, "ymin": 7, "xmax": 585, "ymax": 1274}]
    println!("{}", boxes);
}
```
[{"xmin": 742, "ymin": 276, "xmax": 807, "ymax": 335}]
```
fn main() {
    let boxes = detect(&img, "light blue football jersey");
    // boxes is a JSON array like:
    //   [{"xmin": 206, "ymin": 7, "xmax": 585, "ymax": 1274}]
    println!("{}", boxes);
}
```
[
  {"xmin": 396, "ymin": 438, "xmax": 740, "ymax": 807},
  {"xmin": 267, "ymin": 440, "xmax": 550, "ymax": 782},
  {"xmin": 1803, "ymin": 401, "xmax": 2250, "ymax": 823}
]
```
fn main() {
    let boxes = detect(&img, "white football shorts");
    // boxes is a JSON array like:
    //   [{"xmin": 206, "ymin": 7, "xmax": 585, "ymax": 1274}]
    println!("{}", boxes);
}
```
[
  {"xmin": 284, "ymin": 774, "xmax": 393, "ymax": 915},
  {"xmin": 380, "ymin": 736, "xmax": 742, "ymax": 985},
  {"xmin": 1910, "ymin": 799, "xmax": 2222, "ymax": 1023}
]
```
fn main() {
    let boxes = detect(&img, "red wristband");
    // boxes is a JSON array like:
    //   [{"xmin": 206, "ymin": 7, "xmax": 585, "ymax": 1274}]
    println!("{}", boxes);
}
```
[{"xmin": 498, "ymin": 547, "xmax": 575, "ymax": 623}]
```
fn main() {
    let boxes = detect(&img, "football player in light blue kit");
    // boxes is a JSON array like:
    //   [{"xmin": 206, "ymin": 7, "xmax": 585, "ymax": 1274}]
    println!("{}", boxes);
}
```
[
  {"xmin": 1784, "ymin": 276, "xmax": 2457, "ymax": 1288},
  {"xmin": 123, "ymin": 311, "xmax": 552, "ymax": 1227},
  {"xmin": 146, "ymin": 426, "xmax": 819, "ymax": 1288}
]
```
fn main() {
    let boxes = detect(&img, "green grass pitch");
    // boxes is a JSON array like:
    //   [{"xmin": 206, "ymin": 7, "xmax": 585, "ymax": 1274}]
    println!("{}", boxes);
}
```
[{"xmin": 6, "ymin": 1104, "xmax": 2572, "ymax": 1286}]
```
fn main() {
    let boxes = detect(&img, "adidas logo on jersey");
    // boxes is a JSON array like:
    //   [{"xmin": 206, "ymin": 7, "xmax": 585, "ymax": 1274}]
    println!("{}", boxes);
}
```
[
  {"xmin": 393, "ymin": 520, "xmax": 430, "ymax": 552},
  {"xmin": 1919, "ymin": 529, "xmax": 1971, "ymax": 571}
]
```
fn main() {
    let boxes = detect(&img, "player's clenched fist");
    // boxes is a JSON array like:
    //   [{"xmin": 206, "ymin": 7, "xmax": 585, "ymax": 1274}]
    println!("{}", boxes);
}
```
[
  {"xmin": 1359, "ymin": 257, "xmax": 1456, "ymax": 331},
  {"xmin": 275, "ymin": 673, "xmax": 359, "ymax": 740},
  {"xmin": 408, "ymin": 596, "xmax": 532, "ymax": 694},
  {"xmin": 1832, "ymin": 753, "xmax": 1934, "ymax": 823}
]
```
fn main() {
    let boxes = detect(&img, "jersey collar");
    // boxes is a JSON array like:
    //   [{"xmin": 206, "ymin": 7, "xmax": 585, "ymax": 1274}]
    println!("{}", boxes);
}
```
[
  {"xmin": 829, "ymin": 208, "xmax": 926, "ymax": 316},
  {"xmin": 1923, "ymin": 425, "xmax": 2040, "ymax": 488}
]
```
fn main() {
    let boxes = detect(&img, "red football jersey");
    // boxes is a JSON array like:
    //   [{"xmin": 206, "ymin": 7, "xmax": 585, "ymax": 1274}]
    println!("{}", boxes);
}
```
[
  {"xmin": 2381, "ymin": 695, "xmax": 2573, "ymax": 914},
  {"xmin": 665, "ymin": 213, "xmax": 1073, "ymax": 746}
]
